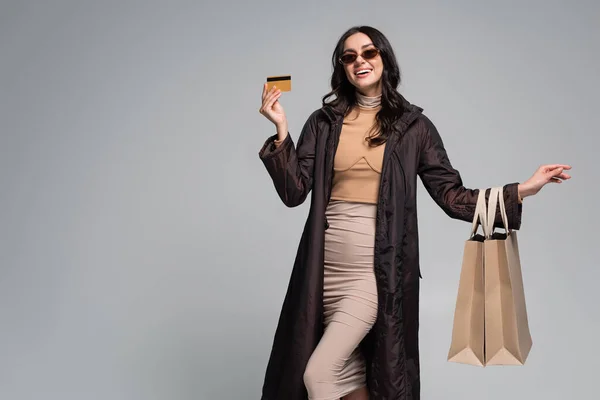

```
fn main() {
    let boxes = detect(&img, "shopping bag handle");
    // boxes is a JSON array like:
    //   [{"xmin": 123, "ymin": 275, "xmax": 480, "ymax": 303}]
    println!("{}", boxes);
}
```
[
  {"xmin": 485, "ymin": 186, "xmax": 510, "ymax": 238},
  {"xmin": 469, "ymin": 189, "xmax": 488, "ymax": 238}
]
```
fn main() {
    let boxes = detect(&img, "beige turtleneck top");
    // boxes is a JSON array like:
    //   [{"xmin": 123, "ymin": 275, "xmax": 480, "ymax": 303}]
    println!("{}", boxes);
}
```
[{"xmin": 329, "ymin": 105, "xmax": 384, "ymax": 204}]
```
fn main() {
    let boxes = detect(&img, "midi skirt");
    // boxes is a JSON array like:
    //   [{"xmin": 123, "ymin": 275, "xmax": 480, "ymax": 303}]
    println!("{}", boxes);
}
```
[{"xmin": 303, "ymin": 200, "xmax": 378, "ymax": 400}]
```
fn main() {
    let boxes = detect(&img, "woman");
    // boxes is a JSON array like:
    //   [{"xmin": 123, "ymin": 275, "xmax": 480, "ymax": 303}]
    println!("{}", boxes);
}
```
[{"xmin": 257, "ymin": 26, "xmax": 570, "ymax": 400}]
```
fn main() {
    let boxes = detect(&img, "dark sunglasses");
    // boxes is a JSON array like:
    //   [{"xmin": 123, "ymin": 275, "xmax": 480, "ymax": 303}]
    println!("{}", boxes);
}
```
[{"xmin": 339, "ymin": 48, "xmax": 380, "ymax": 65}]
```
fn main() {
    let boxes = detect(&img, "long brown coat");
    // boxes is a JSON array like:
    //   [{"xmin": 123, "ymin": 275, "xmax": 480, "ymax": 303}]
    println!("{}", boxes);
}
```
[{"xmin": 257, "ymin": 95, "xmax": 522, "ymax": 400}]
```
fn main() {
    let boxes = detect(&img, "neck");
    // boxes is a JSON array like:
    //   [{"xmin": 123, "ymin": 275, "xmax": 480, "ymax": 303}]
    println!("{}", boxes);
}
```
[{"xmin": 356, "ymin": 90, "xmax": 382, "ymax": 109}]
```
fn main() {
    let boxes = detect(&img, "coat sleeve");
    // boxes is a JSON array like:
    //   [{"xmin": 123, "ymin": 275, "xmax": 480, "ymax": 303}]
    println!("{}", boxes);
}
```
[
  {"xmin": 258, "ymin": 113, "xmax": 318, "ymax": 207},
  {"xmin": 417, "ymin": 116, "xmax": 522, "ymax": 230}
]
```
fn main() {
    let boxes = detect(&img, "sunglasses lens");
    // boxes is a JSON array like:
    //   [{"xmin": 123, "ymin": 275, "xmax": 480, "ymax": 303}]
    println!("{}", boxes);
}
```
[
  {"xmin": 340, "ymin": 54, "xmax": 357, "ymax": 64},
  {"xmin": 363, "ymin": 49, "xmax": 379, "ymax": 59},
  {"xmin": 340, "ymin": 48, "xmax": 379, "ymax": 64}
]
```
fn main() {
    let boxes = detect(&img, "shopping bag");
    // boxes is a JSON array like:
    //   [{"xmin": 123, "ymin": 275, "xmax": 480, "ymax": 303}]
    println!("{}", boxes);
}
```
[
  {"xmin": 447, "ymin": 189, "xmax": 488, "ymax": 366},
  {"xmin": 483, "ymin": 187, "xmax": 533, "ymax": 365}
]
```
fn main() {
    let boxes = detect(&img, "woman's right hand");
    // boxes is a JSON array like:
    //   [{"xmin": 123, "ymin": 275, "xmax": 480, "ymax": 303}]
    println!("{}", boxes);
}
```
[{"xmin": 259, "ymin": 83, "xmax": 288, "ymax": 135}]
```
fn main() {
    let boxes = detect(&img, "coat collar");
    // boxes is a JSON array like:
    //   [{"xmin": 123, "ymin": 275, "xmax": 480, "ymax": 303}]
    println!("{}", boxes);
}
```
[{"xmin": 320, "ymin": 94, "xmax": 424, "ymax": 134}]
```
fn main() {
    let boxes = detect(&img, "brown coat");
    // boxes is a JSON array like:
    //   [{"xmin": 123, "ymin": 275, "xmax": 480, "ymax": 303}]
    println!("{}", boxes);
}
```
[{"xmin": 258, "ymin": 95, "xmax": 522, "ymax": 400}]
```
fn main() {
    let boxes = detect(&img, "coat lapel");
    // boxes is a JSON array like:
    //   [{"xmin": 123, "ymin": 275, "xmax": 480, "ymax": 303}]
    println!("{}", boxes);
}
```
[{"xmin": 322, "ymin": 106, "xmax": 342, "ymax": 205}]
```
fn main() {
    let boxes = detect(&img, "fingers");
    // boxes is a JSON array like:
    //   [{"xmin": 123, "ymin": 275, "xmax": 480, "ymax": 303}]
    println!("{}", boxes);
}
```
[
  {"xmin": 261, "ymin": 84, "xmax": 277, "ymax": 102},
  {"xmin": 265, "ymin": 91, "xmax": 282, "ymax": 110},
  {"xmin": 548, "ymin": 168, "xmax": 572, "ymax": 179},
  {"xmin": 265, "ymin": 87, "xmax": 281, "ymax": 103},
  {"xmin": 540, "ymin": 164, "xmax": 572, "ymax": 183},
  {"xmin": 540, "ymin": 164, "xmax": 572, "ymax": 172},
  {"xmin": 554, "ymin": 164, "xmax": 572, "ymax": 170},
  {"xmin": 261, "ymin": 92, "xmax": 279, "ymax": 112},
  {"xmin": 546, "ymin": 169, "xmax": 571, "ymax": 185},
  {"xmin": 259, "ymin": 87, "xmax": 282, "ymax": 115}
]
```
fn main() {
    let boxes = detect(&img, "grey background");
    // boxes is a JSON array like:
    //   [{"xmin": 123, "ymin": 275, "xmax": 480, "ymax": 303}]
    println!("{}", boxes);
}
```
[{"xmin": 1, "ymin": 1, "xmax": 598, "ymax": 399}]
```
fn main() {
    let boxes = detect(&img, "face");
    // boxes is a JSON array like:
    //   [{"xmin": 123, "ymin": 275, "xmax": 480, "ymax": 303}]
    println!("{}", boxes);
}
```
[{"xmin": 340, "ymin": 32, "xmax": 384, "ymax": 97}]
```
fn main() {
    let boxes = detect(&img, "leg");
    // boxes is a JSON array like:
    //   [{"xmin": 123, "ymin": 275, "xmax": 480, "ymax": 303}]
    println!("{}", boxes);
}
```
[{"xmin": 303, "ymin": 297, "xmax": 375, "ymax": 400}]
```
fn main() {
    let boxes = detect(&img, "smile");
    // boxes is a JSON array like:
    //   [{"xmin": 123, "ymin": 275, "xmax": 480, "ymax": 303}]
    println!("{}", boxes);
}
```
[{"xmin": 354, "ymin": 69, "xmax": 372, "ymax": 78}]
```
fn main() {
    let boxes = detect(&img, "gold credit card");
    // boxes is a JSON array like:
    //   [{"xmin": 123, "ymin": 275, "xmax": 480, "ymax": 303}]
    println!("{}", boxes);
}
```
[{"xmin": 266, "ymin": 75, "xmax": 291, "ymax": 91}]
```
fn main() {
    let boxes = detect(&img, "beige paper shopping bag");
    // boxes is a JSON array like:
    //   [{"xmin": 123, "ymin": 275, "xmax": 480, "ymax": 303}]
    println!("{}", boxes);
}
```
[
  {"xmin": 483, "ymin": 187, "xmax": 533, "ymax": 366},
  {"xmin": 447, "ymin": 190, "xmax": 488, "ymax": 366}
]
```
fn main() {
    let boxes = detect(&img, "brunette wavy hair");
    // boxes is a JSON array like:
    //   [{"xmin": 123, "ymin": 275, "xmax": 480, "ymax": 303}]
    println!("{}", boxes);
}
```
[{"xmin": 322, "ymin": 26, "xmax": 406, "ymax": 146}]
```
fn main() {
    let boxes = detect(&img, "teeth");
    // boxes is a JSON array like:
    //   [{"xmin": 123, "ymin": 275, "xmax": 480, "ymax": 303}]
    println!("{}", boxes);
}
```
[{"xmin": 356, "ymin": 70, "xmax": 371, "ymax": 75}]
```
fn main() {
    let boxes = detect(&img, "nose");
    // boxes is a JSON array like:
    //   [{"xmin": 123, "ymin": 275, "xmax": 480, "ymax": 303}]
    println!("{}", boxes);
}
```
[{"xmin": 354, "ymin": 56, "xmax": 367, "ymax": 65}]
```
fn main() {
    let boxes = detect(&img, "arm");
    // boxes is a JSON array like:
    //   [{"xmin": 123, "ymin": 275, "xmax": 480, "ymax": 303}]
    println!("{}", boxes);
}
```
[
  {"xmin": 417, "ymin": 116, "xmax": 522, "ymax": 230},
  {"xmin": 258, "ymin": 112, "xmax": 318, "ymax": 207}
]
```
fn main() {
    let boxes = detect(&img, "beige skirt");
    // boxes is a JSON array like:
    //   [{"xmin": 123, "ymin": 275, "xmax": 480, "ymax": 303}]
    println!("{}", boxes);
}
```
[{"xmin": 303, "ymin": 200, "xmax": 378, "ymax": 400}]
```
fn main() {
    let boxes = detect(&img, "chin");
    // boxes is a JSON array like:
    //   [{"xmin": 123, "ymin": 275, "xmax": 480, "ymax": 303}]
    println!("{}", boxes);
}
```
[
  {"xmin": 350, "ymin": 76, "xmax": 382, "ymax": 93},
  {"xmin": 354, "ymin": 80, "xmax": 379, "ymax": 93}
]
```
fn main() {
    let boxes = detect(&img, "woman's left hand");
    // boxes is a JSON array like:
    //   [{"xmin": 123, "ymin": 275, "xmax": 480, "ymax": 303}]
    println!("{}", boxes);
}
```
[{"xmin": 518, "ymin": 164, "xmax": 572, "ymax": 199}]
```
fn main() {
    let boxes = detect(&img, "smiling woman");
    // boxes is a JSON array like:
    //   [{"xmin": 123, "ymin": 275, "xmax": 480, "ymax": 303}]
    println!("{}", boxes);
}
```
[{"xmin": 257, "ymin": 25, "xmax": 571, "ymax": 400}]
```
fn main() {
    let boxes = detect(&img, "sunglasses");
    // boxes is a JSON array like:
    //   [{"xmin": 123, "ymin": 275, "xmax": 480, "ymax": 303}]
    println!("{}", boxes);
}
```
[{"xmin": 339, "ymin": 48, "xmax": 380, "ymax": 65}]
